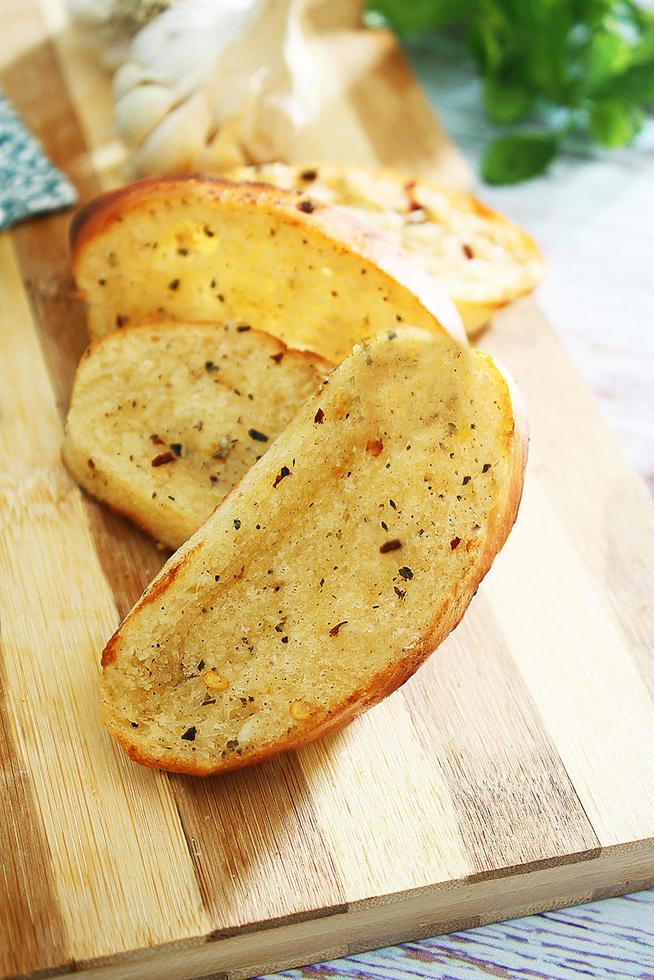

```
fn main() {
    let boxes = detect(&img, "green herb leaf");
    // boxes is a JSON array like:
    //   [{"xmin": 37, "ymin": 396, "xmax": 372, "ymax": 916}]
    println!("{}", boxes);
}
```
[
  {"xmin": 363, "ymin": 0, "xmax": 471, "ymax": 35},
  {"xmin": 588, "ymin": 99, "xmax": 645, "ymax": 146},
  {"xmin": 599, "ymin": 62, "xmax": 654, "ymax": 102},
  {"xmin": 483, "ymin": 78, "xmax": 535, "ymax": 123},
  {"xmin": 586, "ymin": 29, "xmax": 632, "ymax": 90},
  {"xmin": 482, "ymin": 133, "xmax": 559, "ymax": 185}
]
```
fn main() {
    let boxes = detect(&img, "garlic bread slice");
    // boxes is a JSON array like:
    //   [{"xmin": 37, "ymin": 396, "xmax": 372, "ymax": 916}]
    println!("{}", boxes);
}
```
[
  {"xmin": 101, "ymin": 328, "xmax": 528, "ymax": 776},
  {"xmin": 62, "ymin": 321, "xmax": 330, "ymax": 550},
  {"xmin": 229, "ymin": 163, "xmax": 543, "ymax": 336},
  {"xmin": 70, "ymin": 175, "xmax": 464, "ymax": 360}
]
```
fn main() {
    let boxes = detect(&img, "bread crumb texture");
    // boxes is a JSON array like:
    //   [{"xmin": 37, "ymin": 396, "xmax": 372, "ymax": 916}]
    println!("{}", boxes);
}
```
[
  {"xmin": 101, "ymin": 329, "xmax": 526, "ymax": 776},
  {"xmin": 62, "ymin": 321, "xmax": 329, "ymax": 549}
]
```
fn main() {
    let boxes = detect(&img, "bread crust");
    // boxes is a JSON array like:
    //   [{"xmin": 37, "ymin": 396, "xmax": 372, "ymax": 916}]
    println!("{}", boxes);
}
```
[
  {"xmin": 101, "ymin": 335, "xmax": 528, "ymax": 777},
  {"xmin": 70, "ymin": 175, "xmax": 465, "ymax": 347}
]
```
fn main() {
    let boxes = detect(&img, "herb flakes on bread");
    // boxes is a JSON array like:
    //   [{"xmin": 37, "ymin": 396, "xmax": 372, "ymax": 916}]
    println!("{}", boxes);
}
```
[
  {"xmin": 70, "ymin": 175, "xmax": 465, "ymax": 361},
  {"xmin": 101, "ymin": 328, "xmax": 528, "ymax": 776},
  {"xmin": 62, "ymin": 321, "xmax": 330, "ymax": 549},
  {"xmin": 229, "ymin": 163, "xmax": 543, "ymax": 336}
]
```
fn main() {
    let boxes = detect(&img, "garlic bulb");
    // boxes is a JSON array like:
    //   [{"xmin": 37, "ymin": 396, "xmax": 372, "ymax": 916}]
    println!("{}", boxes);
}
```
[{"xmin": 109, "ymin": 0, "xmax": 320, "ymax": 176}]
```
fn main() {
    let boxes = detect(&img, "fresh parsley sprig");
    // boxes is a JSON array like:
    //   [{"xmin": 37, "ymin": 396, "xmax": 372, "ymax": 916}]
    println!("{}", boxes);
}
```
[{"xmin": 363, "ymin": 0, "xmax": 654, "ymax": 183}]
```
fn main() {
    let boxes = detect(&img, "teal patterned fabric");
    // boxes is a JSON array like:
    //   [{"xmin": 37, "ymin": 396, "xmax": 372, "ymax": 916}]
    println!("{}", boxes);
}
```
[{"xmin": 0, "ymin": 95, "xmax": 77, "ymax": 230}]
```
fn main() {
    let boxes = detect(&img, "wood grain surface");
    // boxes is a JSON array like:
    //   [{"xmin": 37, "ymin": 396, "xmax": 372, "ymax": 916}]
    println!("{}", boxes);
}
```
[{"xmin": 1, "ymin": 0, "xmax": 653, "ymax": 978}]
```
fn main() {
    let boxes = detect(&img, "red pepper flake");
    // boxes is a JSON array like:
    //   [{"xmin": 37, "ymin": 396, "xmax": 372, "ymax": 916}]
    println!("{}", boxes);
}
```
[
  {"xmin": 150, "ymin": 433, "xmax": 165, "ymax": 445},
  {"xmin": 398, "ymin": 566, "xmax": 414, "ymax": 580},
  {"xmin": 301, "ymin": 169, "xmax": 317, "ymax": 181},
  {"xmin": 168, "ymin": 278, "xmax": 180, "ymax": 291},
  {"xmin": 270, "ymin": 352, "xmax": 284, "ymax": 364},
  {"xmin": 314, "ymin": 408, "xmax": 324, "ymax": 424},
  {"xmin": 366, "ymin": 438, "xmax": 383, "ymax": 457},
  {"xmin": 450, "ymin": 537, "xmax": 461, "ymax": 550},
  {"xmin": 115, "ymin": 314, "xmax": 127, "ymax": 327},
  {"xmin": 482, "ymin": 463, "xmax": 491, "ymax": 473},
  {"xmin": 152, "ymin": 450, "xmax": 176, "ymax": 467},
  {"xmin": 181, "ymin": 726, "xmax": 196, "ymax": 742},
  {"xmin": 170, "ymin": 443, "xmax": 182, "ymax": 457},
  {"xmin": 462, "ymin": 243, "xmax": 475, "ymax": 260},
  {"xmin": 204, "ymin": 225, "xmax": 214, "ymax": 237},
  {"xmin": 87, "ymin": 458, "xmax": 95, "ymax": 470},
  {"xmin": 404, "ymin": 179, "xmax": 422, "ymax": 212},
  {"xmin": 380, "ymin": 539, "xmax": 402, "ymax": 554},
  {"xmin": 329, "ymin": 621, "xmax": 348, "ymax": 637},
  {"xmin": 234, "ymin": 565, "xmax": 245, "ymax": 580},
  {"xmin": 237, "ymin": 324, "xmax": 251, "ymax": 332},
  {"xmin": 248, "ymin": 428, "xmax": 269, "ymax": 442},
  {"xmin": 298, "ymin": 199, "xmax": 315, "ymax": 213},
  {"xmin": 273, "ymin": 465, "xmax": 291, "ymax": 488}
]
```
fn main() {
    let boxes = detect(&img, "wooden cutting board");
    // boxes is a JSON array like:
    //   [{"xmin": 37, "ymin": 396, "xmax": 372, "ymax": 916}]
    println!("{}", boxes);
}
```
[{"xmin": 2, "ymin": 1, "xmax": 654, "ymax": 978}]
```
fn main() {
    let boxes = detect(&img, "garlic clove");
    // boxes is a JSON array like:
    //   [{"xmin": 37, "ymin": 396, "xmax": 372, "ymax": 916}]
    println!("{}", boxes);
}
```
[
  {"xmin": 113, "ymin": 61, "xmax": 153, "ymax": 99},
  {"xmin": 200, "ymin": 117, "xmax": 250, "ymax": 172},
  {"xmin": 115, "ymin": 84, "xmax": 178, "ymax": 149},
  {"xmin": 127, "ymin": 90, "xmax": 212, "ymax": 178}
]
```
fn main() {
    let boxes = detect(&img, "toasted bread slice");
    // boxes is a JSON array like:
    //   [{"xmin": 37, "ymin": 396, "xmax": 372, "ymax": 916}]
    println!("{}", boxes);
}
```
[
  {"xmin": 69, "ymin": 175, "xmax": 464, "ymax": 361},
  {"xmin": 101, "ymin": 328, "xmax": 528, "ymax": 776},
  {"xmin": 62, "ymin": 321, "xmax": 330, "ymax": 550},
  {"xmin": 229, "ymin": 163, "xmax": 543, "ymax": 335}
]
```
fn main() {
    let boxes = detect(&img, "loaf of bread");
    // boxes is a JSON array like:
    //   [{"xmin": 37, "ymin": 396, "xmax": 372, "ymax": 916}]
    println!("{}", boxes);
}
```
[
  {"xmin": 101, "ymin": 328, "xmax": 528, "ymax": 775},
  {"xmin": 229, "ymin": 163, "xmax": 543, "ymax": 335},
  {"xmin": 62, "ymin": 321, "xmax": 330, "ymax": 549},
  {"xmin": 70, "ymin": 175, "xmax": 465, "ymax": 361}
]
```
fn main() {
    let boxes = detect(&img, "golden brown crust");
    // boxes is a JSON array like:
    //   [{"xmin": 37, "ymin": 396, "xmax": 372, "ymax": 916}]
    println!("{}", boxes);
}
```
[{"xmin": 70, "ymin": 175, "xmax": 466, "ymax": 346}]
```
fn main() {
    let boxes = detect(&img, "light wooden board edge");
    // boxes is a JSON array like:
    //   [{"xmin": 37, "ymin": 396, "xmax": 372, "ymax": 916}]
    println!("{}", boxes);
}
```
[{"xmin": 49, "ymin": 841, "xmax": 654, "ymax": 980}]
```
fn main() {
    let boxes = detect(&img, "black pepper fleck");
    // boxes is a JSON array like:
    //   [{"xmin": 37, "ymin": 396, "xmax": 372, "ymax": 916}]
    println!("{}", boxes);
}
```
[{"xmin": 248, "ymin": 428, "xmax": 269, "ymax": 442}]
